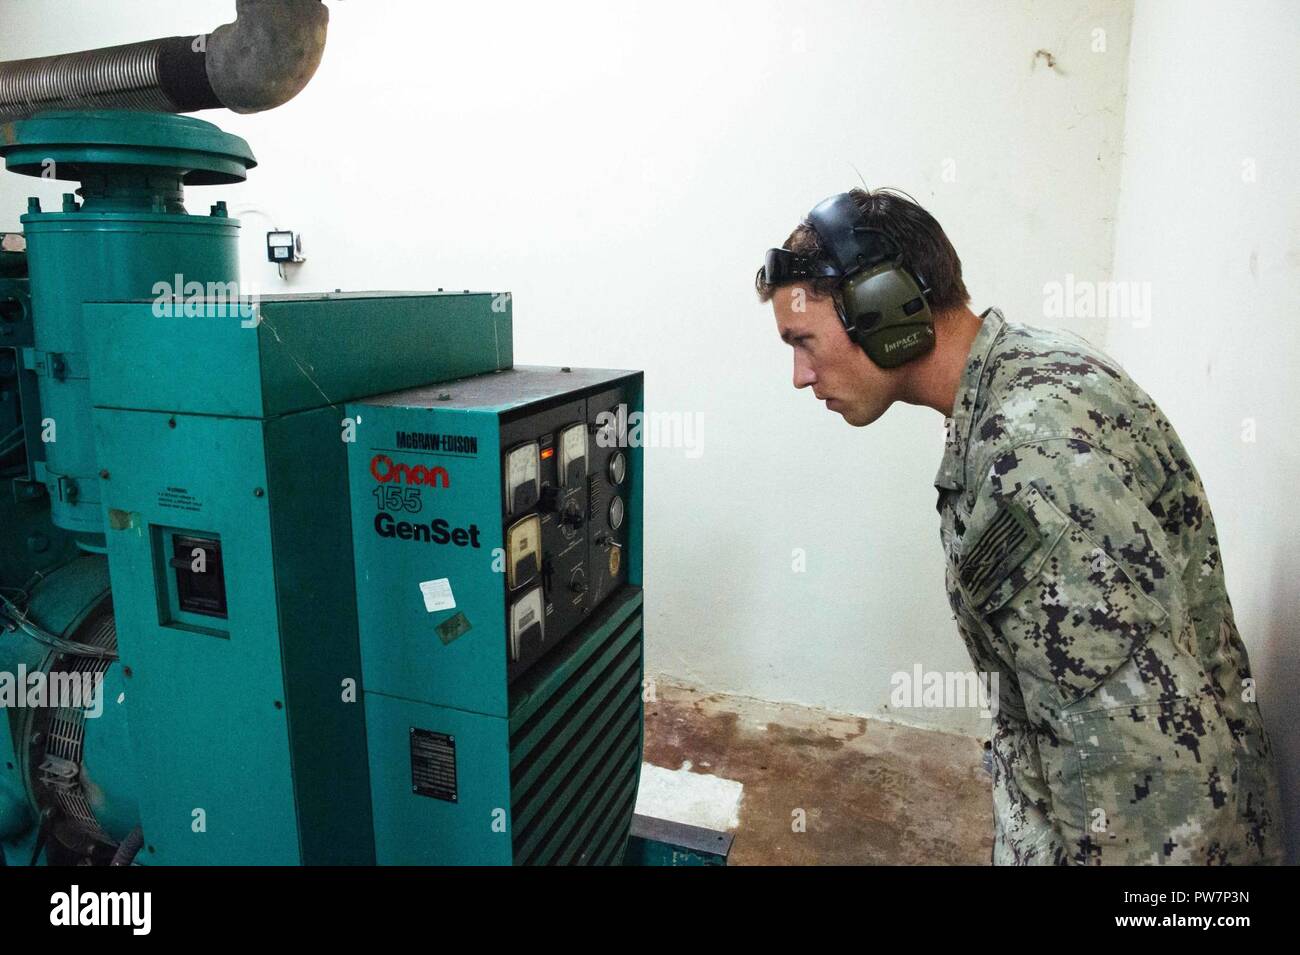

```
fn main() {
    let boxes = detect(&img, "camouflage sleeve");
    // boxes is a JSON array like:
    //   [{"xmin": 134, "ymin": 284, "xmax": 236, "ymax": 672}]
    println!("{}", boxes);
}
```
[{"xmin": 958, "ymin": 437, "xmax": 1245, "ymax": 864}]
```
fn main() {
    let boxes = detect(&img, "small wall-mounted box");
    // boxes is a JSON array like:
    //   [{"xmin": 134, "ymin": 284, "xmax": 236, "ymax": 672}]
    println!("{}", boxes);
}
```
[{"xmin": 266, "ymin": 230, "xmax": 303, "ymax": 263}]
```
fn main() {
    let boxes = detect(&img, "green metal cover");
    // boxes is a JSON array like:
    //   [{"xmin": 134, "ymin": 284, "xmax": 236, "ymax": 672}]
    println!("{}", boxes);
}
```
[
  {"xmin": 0, "ymin": 111, "xmax": 256, "ymax": 185},
  {"xmin": 87, "ymin": 291, "xmax": 513, "ymax": 863},
  {"xmin": 23, "ymin": 210, "xmax": 240, "ymax": 532},
  {"xmin": 363, "ymin": 588, "xmax": 644, "ymax": 866},
  {"xmin": 3, "ymin": 110, "xmax": 254, "ymax": 534},
  {"xmin": 94, "ymin": 409, "xmax": 307, "ymax": 864},
  {"xmin": 349, "ymin": 369, "xmax": 644, "ymax": 865},
  {"xmin": 85, "ymin": 292, "xmax": 513, "ymax": 418},
  {"xmin": 347, "ymin": 402, "xmax": 508, "ymax": 716},
  {"xmin": 623, "ymin": 815, "xmax": 734, "ymax": 866}
]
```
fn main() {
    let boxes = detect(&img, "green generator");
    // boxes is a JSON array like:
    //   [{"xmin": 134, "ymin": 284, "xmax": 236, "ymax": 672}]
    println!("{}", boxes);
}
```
[
  {"xmin": 350, "ymin": 369, "xmax": 644, "ymax": 864},
  {"xmin": 0, "ymin": 109, "xmax": 645, "ymax": 866}
]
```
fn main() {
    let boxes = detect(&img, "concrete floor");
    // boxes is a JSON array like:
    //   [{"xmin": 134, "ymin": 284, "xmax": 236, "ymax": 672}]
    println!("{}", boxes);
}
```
[{"xmin": 641, "ymin": 680, "xmax": 995, "ymax": 865}]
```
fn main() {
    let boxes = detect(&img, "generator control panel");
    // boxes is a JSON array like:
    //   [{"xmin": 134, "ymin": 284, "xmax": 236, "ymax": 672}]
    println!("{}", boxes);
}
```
[
  {"xmin": 346, "ymin": 366, "xmax": 643, "ymax": 714},
  {"xmin": 345, "ymin": 365, "xmax": 644, "ymax": 865},
  {"xmin": 499, "ymin": 379, "xmax": 634, "ymax": 680}
]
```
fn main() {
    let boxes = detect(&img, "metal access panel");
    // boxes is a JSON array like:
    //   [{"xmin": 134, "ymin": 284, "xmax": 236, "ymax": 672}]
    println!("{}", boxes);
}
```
[
  {"xmin": 87, "ymin": 292, "xmax": 513, "ymax": 865},
  {"xmin": 348, "ymin": 366, "xmax": 645, "ymax": 864},
  {"xmin": 94, "ymin": 408, "xmax": 346, "ymax": 865},
  {"xmin": 84, "ymin": 291, "xmax": 513, "ymax": 418}
]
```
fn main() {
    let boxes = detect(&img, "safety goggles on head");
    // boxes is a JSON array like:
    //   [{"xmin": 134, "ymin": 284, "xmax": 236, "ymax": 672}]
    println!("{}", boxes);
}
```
[{"xmin": 756, "ymin": 247, "xmax": 842, "ymax": 287}]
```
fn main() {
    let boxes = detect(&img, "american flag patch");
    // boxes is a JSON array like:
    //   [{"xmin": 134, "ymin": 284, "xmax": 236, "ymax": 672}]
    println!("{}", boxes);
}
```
[{"xmin": 959, "ymin": 499, "xmax": 1040, "ymax": 608}]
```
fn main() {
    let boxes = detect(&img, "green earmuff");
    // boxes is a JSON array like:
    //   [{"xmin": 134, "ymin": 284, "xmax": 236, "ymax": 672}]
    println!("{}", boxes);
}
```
[
  {"xmin": 837, "ymin": 255, "xmax": 935, "ymax": 368},
  {"xmin": 760, "ymin": 192, "xmax": 936, "ymax": 368}
]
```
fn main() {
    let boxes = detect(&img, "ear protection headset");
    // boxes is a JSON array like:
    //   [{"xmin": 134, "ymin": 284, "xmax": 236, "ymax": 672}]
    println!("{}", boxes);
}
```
[{"xmin": 759, "ymin": 193, "xmax": 935, "ymax": 368}]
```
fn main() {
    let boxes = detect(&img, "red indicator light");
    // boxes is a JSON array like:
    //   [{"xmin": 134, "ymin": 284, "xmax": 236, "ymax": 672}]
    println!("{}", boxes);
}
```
[{"xmin": 540, "ymin": 447, "xmax": 555, "ymax": 460}]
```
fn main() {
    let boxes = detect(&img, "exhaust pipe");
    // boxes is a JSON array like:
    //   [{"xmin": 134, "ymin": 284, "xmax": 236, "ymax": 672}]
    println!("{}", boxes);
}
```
[{"xmin": 0, "ymin": 0, "xmax": 329, "ymax": 123}]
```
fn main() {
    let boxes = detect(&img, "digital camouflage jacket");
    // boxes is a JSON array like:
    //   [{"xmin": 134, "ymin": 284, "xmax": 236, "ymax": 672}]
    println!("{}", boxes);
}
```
[{"xmin": 935, "ymin": 308, "xmax": 1284, "ymax": 865}]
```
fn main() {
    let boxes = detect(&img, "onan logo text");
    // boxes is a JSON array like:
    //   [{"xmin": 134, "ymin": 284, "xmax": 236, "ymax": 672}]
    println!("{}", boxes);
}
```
[{"xmin": 370, "ymin": 454, "xmax": 451, "ymax": 487}]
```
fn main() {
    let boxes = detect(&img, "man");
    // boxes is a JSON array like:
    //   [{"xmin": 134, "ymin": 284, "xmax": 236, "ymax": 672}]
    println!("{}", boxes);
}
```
[{"xmin": 756, "ymin": 187, "xmax": 1284, "ymax": 865}]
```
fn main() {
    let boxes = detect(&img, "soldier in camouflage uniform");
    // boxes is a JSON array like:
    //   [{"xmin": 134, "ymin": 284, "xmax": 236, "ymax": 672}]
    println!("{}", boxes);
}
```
[
  {"xmin": 759, "ymin": 187, "xmax": 1285, "ymax": 865},
  {"xmin": 937, "ymin": 308, "xmax": 1284, "ymax": 864}
]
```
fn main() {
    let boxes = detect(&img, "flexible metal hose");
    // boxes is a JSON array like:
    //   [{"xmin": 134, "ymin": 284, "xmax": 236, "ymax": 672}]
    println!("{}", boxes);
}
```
[
  {"xmin": 0, "ymin": 1, "xmax": 329, "ymax": 123},
  {"xmin": 0, "ymin": 40, "xmax": 180, "ymax": 123}
]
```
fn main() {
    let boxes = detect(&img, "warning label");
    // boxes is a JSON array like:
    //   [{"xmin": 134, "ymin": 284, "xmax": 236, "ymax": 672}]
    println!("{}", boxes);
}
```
[
  {"xmin": 157, "ymin": 487, "xmax": 202, "ymax": 512},
  {"xmin": 410, "ymin": 728, "xmax": 458, "ymax": 802}
]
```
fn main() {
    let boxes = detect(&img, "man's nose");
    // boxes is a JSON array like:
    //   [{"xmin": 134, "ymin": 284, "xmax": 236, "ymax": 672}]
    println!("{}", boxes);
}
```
[{"xmin": 793, "ymin": 353, "xmax": 816, "ymax": 390}]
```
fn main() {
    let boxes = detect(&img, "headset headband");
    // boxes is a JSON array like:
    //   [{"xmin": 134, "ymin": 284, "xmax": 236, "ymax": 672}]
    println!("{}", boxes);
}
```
[
  {"xmin": 758, "ymin": 193, "xmax": 903, "ymax": 289},
  {"xmin": 806, "ymin": 193, "xmax": 901, "ymax": 277}
]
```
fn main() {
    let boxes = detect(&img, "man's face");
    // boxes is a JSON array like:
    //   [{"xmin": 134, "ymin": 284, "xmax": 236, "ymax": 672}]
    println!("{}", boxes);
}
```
[{"xmin": 772, "ymin": 283, "xmax": 900, "ymax": 427}]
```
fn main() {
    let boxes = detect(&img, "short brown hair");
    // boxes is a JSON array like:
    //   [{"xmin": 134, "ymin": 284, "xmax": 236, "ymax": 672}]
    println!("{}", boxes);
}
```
[{"xmin": 755, "ymin": 187, "xmax": 970, "ymax": 312}]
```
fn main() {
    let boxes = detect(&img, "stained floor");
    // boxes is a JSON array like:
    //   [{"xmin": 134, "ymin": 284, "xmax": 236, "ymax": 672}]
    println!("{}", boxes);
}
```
[{"xmin": 641, "ymin": 680, "xmax": 995, "ymax": 865}]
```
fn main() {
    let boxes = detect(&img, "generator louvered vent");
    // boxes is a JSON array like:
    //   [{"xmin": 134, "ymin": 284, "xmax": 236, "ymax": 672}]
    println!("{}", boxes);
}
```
[
  {"xmin": 36, "ymin": 598, "xmax": 117, "ymax": 845},
  {"xmin": 508, "ymin": 600, "xmax": 643, "ymax": 865}
]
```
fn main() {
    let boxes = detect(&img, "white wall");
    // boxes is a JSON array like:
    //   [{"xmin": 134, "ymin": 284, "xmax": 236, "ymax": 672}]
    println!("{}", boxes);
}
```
[
  {"xmin": 1107, "ymin": 0, "xmax": 1300, "ymax": 862},
  {"xmin": 0, "ymin": 0, "xmax": 1135, "ymax": 735}
]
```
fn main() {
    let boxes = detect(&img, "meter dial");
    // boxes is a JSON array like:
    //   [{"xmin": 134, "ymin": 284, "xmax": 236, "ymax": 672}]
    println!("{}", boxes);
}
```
[
  {"xmin": 505, "ymin": 442, "xmax": 540, "ymax": 515},
  {"xmin": 509, "ymin": 586, "xmax": 545, "ymax": 662},
  {"xmin": 506, "ymin": 515, "xmax": 542, "ymax": 590},
  {"xmin": 608, "ymin": 495, "xmax": 625, "ymax": 530},
  {"xmin": 559, "ymin": 423, "xmax": 588, "ymax": 487},
  {"xmin": 607, "ymin": 451, "xmax": 627, "ymax": 485}
]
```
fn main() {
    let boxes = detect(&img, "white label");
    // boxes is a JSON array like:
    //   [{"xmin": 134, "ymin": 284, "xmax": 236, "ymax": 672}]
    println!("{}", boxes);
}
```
[{"xmin": 419, "ymin": 578, "xmax": 456, "ymax": 613}]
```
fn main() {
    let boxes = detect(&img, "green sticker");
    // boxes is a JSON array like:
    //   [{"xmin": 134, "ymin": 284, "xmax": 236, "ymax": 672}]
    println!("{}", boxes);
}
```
[{"xmin": 436, "ymin": 612, "xmax": 472, "ymax": 646}]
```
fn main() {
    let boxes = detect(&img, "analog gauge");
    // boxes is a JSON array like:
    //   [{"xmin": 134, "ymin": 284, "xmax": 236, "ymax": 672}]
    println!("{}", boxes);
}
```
[
  {"xmin": 559, "ymin": 423, "xmax": 587, "ymax": 487},
  {"xmin": 506, "ymin": 514, "xmax": 541, "ymax": 590},
  {"xmin": 608, "ymin": 495, "xmax": 625, "ymax": 530},
  {"xmin": 607, "ymin": 451, "xmax": 627, "ymax": 485},
  {"xmin": 504, "ymin": 442, "xmax": 540, "ymax": 515},
  {"xmin": 509, "ymin": 586, "xmax": 545, "ymax": 662}
]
